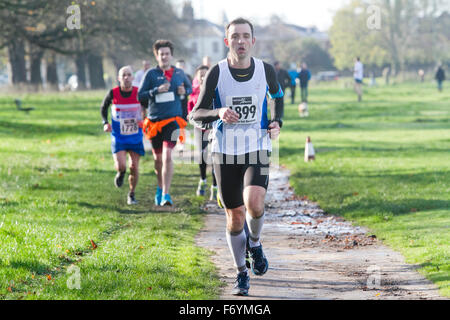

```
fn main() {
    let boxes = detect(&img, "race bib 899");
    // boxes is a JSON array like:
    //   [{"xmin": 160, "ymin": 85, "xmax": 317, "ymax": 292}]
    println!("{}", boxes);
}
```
[{"xmin": 226, "ymin": 95, "xmax": 258, "ymax": 124}]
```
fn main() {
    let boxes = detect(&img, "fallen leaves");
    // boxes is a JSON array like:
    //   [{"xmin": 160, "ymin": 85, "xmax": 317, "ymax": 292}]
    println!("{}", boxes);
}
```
[
  {"xmin": 90, "ymin": 239, "xmax": 98, "ymax": 250},
  {"xmin": 319, "ymin": 234, "xmax": 377, "ymax": 249}
]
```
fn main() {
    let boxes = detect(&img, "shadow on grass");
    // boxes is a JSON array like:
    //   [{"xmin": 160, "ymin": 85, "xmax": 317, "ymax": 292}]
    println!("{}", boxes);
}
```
[
  {"xmin": 334, "ymin": 199, "xmax": 449, "ymax": 217},
  {"xmin": 0, "ymin": 120, "xmax": 100, "ymax": 138},
  {"xmin": 282, "ymin": 120, "xmax": 450, "ymax": 132},
  {"xmin": 9, "ymin": 259, "xmax": 51, "ymax": 274},
  {"xmin": 291, "ymin": 169, "xmax": 449, "ymax": 185}
]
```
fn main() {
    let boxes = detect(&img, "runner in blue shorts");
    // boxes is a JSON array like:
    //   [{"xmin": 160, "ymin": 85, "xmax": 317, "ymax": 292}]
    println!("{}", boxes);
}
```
[{"xmin": 101, "ymin": 66, "xmax": 146, "ymax": 205}]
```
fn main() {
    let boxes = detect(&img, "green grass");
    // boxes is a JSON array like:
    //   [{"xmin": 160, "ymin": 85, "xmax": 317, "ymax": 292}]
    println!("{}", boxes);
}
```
[
  {"xmin": 1, "ymin": 81, "xmax": 449, "ymax": 299},
  {"xmin": 0, "ymin": 91, "xmax": 221, "ymax": 299},
  {"xmin": 280, "ymin": 80, "xmax": 450, "ymax": 297}
]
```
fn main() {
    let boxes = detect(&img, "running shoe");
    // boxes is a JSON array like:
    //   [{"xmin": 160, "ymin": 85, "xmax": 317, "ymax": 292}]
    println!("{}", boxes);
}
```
[
  {"xmin": 127, "ymin": 192, "xmax": 137, "ymax": 205},
  {"xmin": 161, "ymin": 193, "xmax": 173, "ymax": 206},
  {"xmin": 245, "ymin": 251, "xmax": 251, "ymax": 269},
  {"xmin": 114, "ymin": 171, "xmax": 125, "ymax": 188},
  {"xmin": 210, "ymin": 185, "xmax": 218, "ymax": 201},
  {"xmin": 154, "ymin": 186, "xmax": 162, "ymax": 206},
  {"xmin": 249, "ymin": 244, "xmax": 269, "ymax": 276},
  {"xmin": 196, "ymin": 179, "xmax": 207, "ymax": 196},
  {"xmin": 231, "ymin": 271, "xmax": 250, "ymax": 296}
]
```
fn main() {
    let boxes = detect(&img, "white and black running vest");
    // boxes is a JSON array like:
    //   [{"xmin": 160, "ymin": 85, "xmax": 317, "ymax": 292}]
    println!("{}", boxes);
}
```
[{"xmin": 212, "ymin": 58, "xmax": 271, "ymax": 155}]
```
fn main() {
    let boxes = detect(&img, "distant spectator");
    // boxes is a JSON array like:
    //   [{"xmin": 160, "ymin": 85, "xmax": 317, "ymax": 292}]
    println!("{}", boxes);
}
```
[
  {"xmin": 133, "ymin": 60, "xmax": 151, "ymax": 88},
  {"xmin": 382, "ymin": 66, "xmax": 391, "ymax": 85},
  {"xmin": 298, "ymin": 63, "xmax": 311, "ymax": 103},
  {"xmin": 274, "ymin": 61, "xmax": 290, "ymax": 114},
  {"xmin": 370, "ymin": 71, "xmax": 377, "ymax": 87},
  {"xmin": 435, "ymin": 65, "xmax": 445, "ymax": 92},
  {"xmin": 288, "ymin": 65, "xmax": 299, "ymax": 104},
  {"xmin": 354, "ymin": 57, "xmax": 364, "ymax": 102}
]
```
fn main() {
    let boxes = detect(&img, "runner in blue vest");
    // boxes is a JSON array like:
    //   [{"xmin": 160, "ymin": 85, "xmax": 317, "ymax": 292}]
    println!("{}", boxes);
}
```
[
  {"xmin": 189, "ymin": 18, "xmax": 284, "ymax": 296},
  {"xmin": 101, "ymin": 66, "xmax": 145, "ymax": 205}
]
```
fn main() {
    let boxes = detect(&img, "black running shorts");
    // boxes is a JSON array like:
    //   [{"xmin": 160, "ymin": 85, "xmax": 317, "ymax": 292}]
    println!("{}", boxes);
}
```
[
  {"xmin": 212, "ymin": 150, "xmax": 270, "ymax": 209},
  {"xmin": 151, "ymin": 121, "xmax": 179, "ymax": 152}
]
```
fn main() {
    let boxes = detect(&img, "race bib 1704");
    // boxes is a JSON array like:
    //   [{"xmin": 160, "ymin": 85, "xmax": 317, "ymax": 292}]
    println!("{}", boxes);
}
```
[
  {"xmin": 120, "ymin": 118, "xmax": 138, "ymax": 135},
  {"xmin": 226, "ymin": 95, "xmax": 258, "ymax": 124}
]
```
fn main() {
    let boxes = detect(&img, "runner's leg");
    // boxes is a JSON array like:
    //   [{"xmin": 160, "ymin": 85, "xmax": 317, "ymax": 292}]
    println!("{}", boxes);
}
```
[
  {"xmin": 244, "ymin": 185, "xmax": 266, "ymax": 247},
  {"xmin": 152, "ymin": 149, "xmax": 163, "ymax": 189},
  {"xmin": 128, "ymin": 151, "xmax": 140, "ymax": 194},
  {"xmin": 213, "ymin": 153, "xmax": 247, "ymax": 273},
  {"xmin": 225, "ymin": 206, "xmax": 247, "ymax": 273},
  {"xmin": 113, "ymin": 150, "xmax": 127, "ymax": 173},
  {"xmin": 162, "ymin": 142, "xmax": 174, "ymax": 195}
]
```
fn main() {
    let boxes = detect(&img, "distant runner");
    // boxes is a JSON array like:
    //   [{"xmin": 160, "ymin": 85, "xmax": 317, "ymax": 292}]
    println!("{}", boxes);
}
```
[
  {"xmin": 187, "ymin": 65, "xmax": 218, "ymax": 201},
  {"xmin": 101, "ymin": 66, "xmax": 145, "ymax": 205},
  {"xmin": 138, "ymin": 40, "xmax": 192, "ymax": 206}
]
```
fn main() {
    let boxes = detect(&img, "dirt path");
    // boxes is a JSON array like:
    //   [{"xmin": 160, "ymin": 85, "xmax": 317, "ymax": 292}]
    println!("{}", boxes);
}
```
[{"xmin": 195, "ymin": 166, "xmax": 446, "ymax": 300}]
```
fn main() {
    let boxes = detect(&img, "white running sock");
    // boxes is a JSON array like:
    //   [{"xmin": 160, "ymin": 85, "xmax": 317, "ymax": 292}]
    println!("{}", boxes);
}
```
[
  {"xmin": 226, "ymin": 228, "xmax": 248, "ymax": 273},
  {"xmin": 246, "ymin": 212, "xmax": 265, "ymax": 248}
]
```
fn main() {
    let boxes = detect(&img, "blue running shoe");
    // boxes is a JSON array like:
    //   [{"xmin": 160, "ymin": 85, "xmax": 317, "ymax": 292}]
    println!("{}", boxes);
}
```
[
  {"xmin": 249, "ymin": 244, "xmax": 269, "ymax": 276},
  {"xmin": 161, "ymin": 193, "xmax": 173, "ymax": 206},
  {"xmin": 196, "ymin": 179, "xmax": 207, "ymax": 196},
  {"xmin": 155, "ymin": 187, "xmax": 162, "ymax": 206},
  {"xmin": 231, "ymin": 271, "xmax": 250, "ymax": 296}
]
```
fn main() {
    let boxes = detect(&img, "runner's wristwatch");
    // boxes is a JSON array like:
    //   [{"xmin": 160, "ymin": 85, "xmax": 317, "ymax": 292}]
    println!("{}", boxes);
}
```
[{"xmin": 270, "ymin": 119, "xmax": 283, "ymax": 128}]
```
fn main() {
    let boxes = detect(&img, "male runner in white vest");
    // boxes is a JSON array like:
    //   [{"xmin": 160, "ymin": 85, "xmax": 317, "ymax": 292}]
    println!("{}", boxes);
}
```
[{"xmin": 189, "ymin": 18, "xmax": 284, "ymax": 296}]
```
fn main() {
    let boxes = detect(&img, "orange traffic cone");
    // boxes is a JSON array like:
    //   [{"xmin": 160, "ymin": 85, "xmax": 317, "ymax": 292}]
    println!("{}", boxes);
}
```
[{"xmin": 304, "ymin": 136, "xmax": 315, "ymax": 162}]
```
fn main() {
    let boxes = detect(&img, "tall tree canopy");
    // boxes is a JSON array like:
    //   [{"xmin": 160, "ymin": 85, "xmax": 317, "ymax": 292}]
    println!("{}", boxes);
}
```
[{"xmin": 329, "ymin": 0, "xmax": 450, "ymax": 74}]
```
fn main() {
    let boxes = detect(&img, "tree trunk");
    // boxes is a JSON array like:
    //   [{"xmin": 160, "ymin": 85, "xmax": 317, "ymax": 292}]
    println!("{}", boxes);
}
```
[
  {"xmin": 46, "ymin": 52, "xmax": 59, "ymax": 90},
  {"xmin": 30, "ymin": 47, "xmax": 44, "ymax": 89},
  {"xmin": 87, "ymin": 53, "xmax": 105, "ymax": 89},
  {"xmin": 7, "ymin": 39, "xmax": 27, "ymax": 84},
  {"xmin": 75, "ymin": 53, "xmax": 87, "ymax": 90}
]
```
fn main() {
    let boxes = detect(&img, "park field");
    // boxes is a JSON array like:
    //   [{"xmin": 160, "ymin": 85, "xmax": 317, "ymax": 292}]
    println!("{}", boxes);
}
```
[
  {"xmin": 0, "ymin": 91, "xmax": 222, "ymax": 299},
  {"xmin": 280, "ymin": 80, "xmax": 449, "ymax": 297},
  {"xmin": 0, "ymin": 80, "xmax": 449, "ymax": 299}
]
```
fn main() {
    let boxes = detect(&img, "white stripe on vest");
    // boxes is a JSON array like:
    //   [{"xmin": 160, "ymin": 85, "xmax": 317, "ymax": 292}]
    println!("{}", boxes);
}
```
[{"xmin": 212, "ymin": 58, "xmax": 271, "ymax": 155}]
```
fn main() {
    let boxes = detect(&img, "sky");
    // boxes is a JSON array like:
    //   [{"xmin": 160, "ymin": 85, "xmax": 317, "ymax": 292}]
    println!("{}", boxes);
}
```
[{"xmin": 172, "ymin": 0, "xmax": 350, "ymax": 31}]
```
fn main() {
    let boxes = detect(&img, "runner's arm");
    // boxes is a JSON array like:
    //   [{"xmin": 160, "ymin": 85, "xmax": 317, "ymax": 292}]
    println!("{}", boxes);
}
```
[
  {"xmin": 264, "ymin": 62, "xmax": 284, "ymax": 126},
  {"xmin": 138, "ymin": 71, "xmax": 159, "ymax": 106},
  {"xmin": 100, "ymin": 89, "xmax": 113, "ymax": 124},
  {"xmin": 189, "ymin": 64, "xmax": 220, "ymax": 123},
  {"xmin": 183, "ymin": 72, "xmax": 192, "ymax": 96}
]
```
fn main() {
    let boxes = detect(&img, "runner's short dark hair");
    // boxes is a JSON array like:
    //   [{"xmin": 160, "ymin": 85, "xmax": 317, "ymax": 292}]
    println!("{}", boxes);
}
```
[
  {"xmin": 153, "ymin": 39, "xmax": 174, "ymax": 56},
  {"xmin": 195, "ymin": 65, "xmax": 209, "ymax": 74},
  {"xmin": 226, "ymin": 17, "xmax": 254, "ymax": 38}
]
